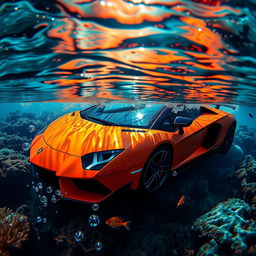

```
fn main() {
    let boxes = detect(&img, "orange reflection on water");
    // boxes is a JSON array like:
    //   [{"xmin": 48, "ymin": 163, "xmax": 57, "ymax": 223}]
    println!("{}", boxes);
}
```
[
  {"xmin": 48, "ymin": 19, "xmax": 161, "ymax": 52},
  {"xmin": 56, "ymin": 0, "xmax": 171, "ymax": 24},
  {"xmin": 48, "ymin": 18, "xmax": 76, "ymax": 53}
]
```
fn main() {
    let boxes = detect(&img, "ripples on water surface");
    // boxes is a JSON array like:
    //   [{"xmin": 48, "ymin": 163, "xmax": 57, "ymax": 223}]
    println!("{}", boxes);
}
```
[{"xmin": 0, "ymin": 0, "xmax": 256, "ymax": 103}]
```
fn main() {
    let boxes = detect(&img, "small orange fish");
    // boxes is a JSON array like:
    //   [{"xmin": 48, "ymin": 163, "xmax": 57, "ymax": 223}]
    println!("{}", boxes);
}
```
[
  {"xmin": 177, "ymin": 195, "xmax": 185, "ymax": 207},
  {"xmin": 105, "ymin": 217, "xmax": 131, "ymax": 231}
]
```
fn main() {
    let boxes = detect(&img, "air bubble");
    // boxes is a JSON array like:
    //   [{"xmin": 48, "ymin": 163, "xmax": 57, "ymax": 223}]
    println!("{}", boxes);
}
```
[
  {"xmin": 40, "ymin": 196, "xmax": 47, "ymax": 204},
  {"xmin": 46, "ymin": 187, "xmax": 53, "ymax": 194},
  {"xmin": 55, "ymin": 190, "xmax": 61, "ymax": 196},
  {"xmin": 95, "ymin": 241, "xmax": 103, "ymax": 251},
  {"xmin": 51, "ymin": 195, "xmax": 57, "ymax": 203},
  {"xmin": 92, "ymin": 204, "xmax": 99, "ymax": 211},
  {"xmin": 28, "ymin": 125, "xmax": 35, "ymax": 133},
  {"xmin": 37, "ymin": 183, "xmax": 43, "ymax": 190},
  {"xmin": 74, "ymin": 231, "xmax": 84, "ymax": 242},
  {"xmin": 88, "ymin": 215, "xmax": 100, "ymax": 227},
  {"xmin": 22, "ymin": 142, "xmax": 30, "ymax": 151},
  {"xmin": 36, "ymin": 216, "xmax": 42, "ymax": 223}
]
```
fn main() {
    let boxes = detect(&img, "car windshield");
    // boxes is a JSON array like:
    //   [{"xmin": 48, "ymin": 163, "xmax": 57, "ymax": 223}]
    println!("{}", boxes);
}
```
[{"xmin": 80, "ymin": 101, "xmax": 165, "ymax": 128}]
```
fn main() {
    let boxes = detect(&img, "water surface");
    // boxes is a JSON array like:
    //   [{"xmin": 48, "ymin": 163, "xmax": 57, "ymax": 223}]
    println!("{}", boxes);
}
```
[{"xmin": 0, "ymin": 0, "xmax": 256, "ymax": 103}]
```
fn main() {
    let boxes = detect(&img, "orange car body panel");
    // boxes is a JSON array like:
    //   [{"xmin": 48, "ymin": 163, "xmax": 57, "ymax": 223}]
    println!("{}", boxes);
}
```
[{"xmin": 30, "ymin": 105, "xmax": 235, "ymax": 203}]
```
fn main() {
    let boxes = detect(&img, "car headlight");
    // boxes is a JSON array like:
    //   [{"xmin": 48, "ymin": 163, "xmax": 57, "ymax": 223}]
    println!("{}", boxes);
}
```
[{"xmin": 81, "ymin": 149, "xmax": 124, "ymax": 170}]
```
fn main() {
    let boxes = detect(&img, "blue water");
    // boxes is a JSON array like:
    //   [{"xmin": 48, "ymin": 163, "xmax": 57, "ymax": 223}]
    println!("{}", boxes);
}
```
[{"xmin": 0, "ymin": 0, "xmax": 256, "ymax": 256}]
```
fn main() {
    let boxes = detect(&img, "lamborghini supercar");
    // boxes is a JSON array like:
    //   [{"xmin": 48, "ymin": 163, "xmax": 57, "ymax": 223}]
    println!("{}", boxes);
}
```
[{"xmin": 30, "ymin": 101, "xmax": 236, "ymax": 203}]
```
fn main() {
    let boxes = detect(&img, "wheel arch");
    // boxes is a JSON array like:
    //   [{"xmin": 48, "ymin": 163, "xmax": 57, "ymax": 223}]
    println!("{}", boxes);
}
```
[
  {"xmin": 146, "ymin": 141, "xmax": 174, "ymax": 165},
  {"xmin": 130, "ymin": 141, "xmax": 174, "ymax": 190}
]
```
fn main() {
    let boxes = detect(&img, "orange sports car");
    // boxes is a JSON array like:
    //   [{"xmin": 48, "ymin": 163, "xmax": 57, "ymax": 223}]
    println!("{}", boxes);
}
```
[{"xmin": 30, "ymin": 101, "xmax": 236, "ymax": 203}]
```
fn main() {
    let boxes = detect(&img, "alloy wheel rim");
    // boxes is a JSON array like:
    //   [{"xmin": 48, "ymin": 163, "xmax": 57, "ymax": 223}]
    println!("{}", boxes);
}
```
[{"xmin": 143, "ymin": 150, "xmax": 171, "ymax": 191}]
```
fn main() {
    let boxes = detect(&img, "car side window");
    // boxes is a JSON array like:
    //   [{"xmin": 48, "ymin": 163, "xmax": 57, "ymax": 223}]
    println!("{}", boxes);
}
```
[{"xmin": 160, "ymin": 115, "xmax": 177, "ymax": 132}]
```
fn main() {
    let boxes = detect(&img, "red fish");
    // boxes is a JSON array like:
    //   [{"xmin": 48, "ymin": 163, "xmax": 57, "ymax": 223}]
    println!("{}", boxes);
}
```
[
  {"xmin": 177, "ymin": 195, "xmax": 185, "ymax": 207},
  {"xmin": 105, "ymin": 217, "xmax": 131, "ymax": 231}
]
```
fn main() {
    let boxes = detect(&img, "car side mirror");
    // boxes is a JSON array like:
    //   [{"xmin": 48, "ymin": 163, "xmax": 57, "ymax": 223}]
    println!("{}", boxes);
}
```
[{"xmin": 174, "ymin": 116, "xmax": 193, "ymax": 135}]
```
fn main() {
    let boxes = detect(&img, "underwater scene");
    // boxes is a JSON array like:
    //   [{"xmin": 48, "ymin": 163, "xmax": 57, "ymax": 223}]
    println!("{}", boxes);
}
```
[{"xmin": 0, "ymin": 0, "xmax": 256, "ymax": 256}]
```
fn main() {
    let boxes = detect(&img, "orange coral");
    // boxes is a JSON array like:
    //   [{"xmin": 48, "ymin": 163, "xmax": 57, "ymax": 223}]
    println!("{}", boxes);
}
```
[{"xmin": 0, "ymin": 207, "xmax": 30, "ymax": 256}]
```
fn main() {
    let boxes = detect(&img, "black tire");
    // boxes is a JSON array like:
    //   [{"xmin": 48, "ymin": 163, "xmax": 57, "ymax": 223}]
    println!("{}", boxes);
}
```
[
  {"xmin": 139, "ymin": 146, "xmax": 172, "ymax": 192},
  {"xmin": 220, "ymin": 122, "xmax": 236, "ymax": 154}
]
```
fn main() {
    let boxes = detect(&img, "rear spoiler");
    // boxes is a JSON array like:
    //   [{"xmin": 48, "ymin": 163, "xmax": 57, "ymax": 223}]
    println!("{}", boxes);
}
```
[{"xmin": 215, "ymin": 104, "xmax": 237, "ymax": 110}]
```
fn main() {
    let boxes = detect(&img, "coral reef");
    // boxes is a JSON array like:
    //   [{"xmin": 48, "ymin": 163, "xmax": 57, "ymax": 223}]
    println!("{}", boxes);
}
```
[
  {"xmin": 1, "ymin": 111, "xmax": 44, "ymax": 138},
  {"xmin": 54, "ymin": 219, "xmax": 100, "ymax": 256},
  {"xmin": 235, "ymin": 125, "xmax": 256, "ymax": 155},
  {"xmin": 193, "ymin": 198, "xmax": 256, "ymax": 256},
  {"xmin": 0, "ymin": 148, "xmax": 29, "ymax": 177},
  {"xmin": 0, "ymin": 206, "xmax": 30, "ymax": 256},
  {"xmin": 0, "ymin": 133, "xmax": 25, "ymax": 151},
  {"xmin": 234, "ymin": 155, "xmax": 256, "ymax": 203},
  {"xmin": 113, "ymin": 223, "xmax": 193, "ymax": 256}
]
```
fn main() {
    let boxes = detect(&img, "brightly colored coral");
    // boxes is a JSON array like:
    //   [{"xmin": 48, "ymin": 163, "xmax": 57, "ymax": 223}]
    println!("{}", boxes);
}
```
[
  {"xmin": 0, "ymin": 148, "xmax": 29, "ymax": 177},
  {"xmin": 0, "ymin": 206, "xmax": 30, "ymax": 256},
  {"xmin": 193, "ymin": 198, "xmax": 256, "ymax": 256}
]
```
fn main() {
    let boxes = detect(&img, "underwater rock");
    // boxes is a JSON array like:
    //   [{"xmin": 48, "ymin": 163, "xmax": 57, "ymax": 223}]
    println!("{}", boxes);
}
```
[
  {"xmin": 0, "ymin": 206, "xmax": 30, "ymax": 256},
  {"xmin": 0, "ymin": 148, "xmax": 29, "ymax": 177},
  {"xmin": 234, "ymin": 155, "xmax": 256, "ymax": 203},
  {"xmin": 193, "ymin": 198, "xmax": 256, "ymax": 256}
]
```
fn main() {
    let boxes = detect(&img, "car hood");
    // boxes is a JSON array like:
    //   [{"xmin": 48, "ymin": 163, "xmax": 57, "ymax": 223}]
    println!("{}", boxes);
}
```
[{"xmin": 42, "ymin": 112, "xmax": 148, "ymax": 156}]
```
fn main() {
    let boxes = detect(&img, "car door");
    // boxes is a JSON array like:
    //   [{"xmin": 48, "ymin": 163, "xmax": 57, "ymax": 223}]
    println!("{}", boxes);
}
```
[{"xmin": 160, "ymin": 108, "xmax": 209, "ymax": 169}]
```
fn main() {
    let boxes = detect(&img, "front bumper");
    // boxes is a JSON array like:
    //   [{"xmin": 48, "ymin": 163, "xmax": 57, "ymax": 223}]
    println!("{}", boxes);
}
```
[
  {"xmin": 34, "ymin": 164, "xmax": 113, "ymax": 203},
  {"xmin": 30, "ymin": 136, "xmax": 142, "ymax": 203}
]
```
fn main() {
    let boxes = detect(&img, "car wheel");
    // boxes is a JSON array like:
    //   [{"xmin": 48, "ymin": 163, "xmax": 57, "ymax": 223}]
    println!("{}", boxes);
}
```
[
  {"xmin": 220, "ymin": 122, "xmax": 236, "ymax": 154},
  {"xmin": 139, "ymin": 146, "xmax": 172, "ymax": 192}
]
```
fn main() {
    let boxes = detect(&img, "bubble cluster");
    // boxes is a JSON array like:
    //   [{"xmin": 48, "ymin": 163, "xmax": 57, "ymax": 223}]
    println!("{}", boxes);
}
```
[
  {"xmin": 88, "ymin": 215, "xmax": 100, "ymax": 227},
  {"xmin": 74, "ymin": 231, "xmax": 84, "ymax": 242}
]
